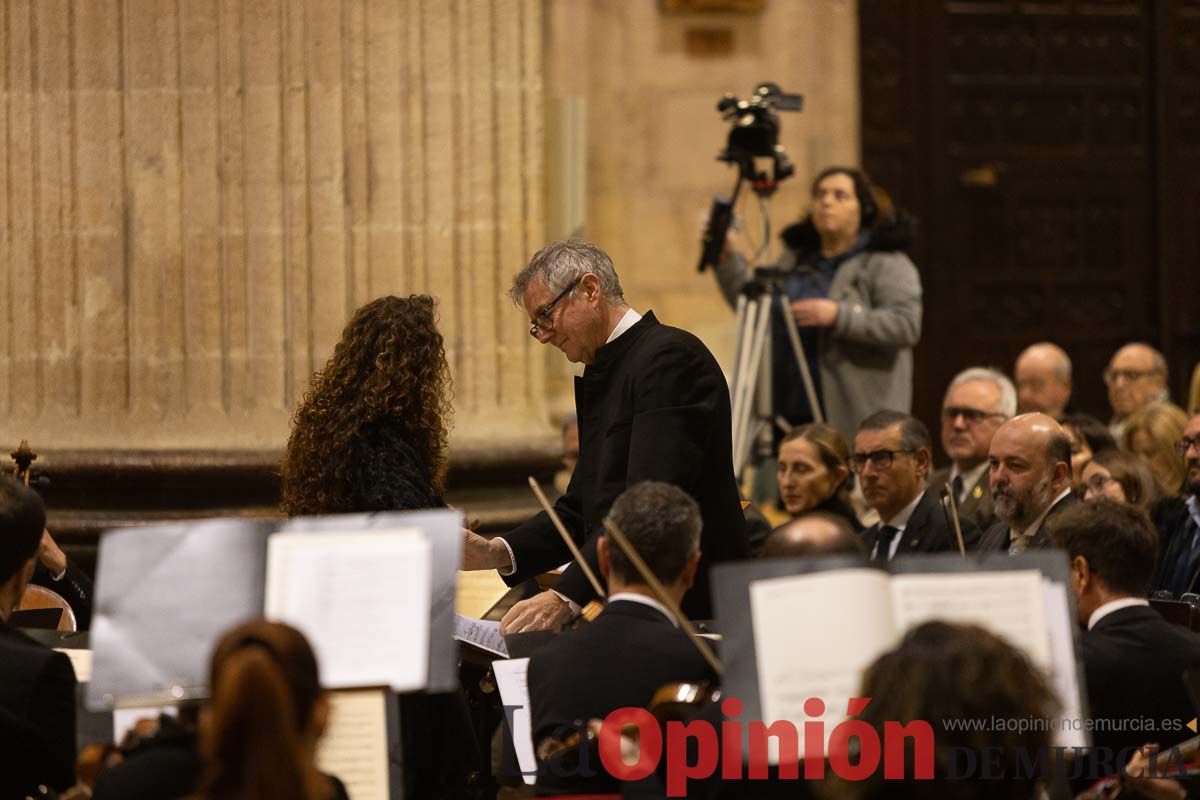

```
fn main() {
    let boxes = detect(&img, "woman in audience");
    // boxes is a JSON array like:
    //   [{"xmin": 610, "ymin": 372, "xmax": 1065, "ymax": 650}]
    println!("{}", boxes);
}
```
[
  {"xmin": 775, "ymin": 423, "xmax": 861, "ymax": 530},
  {"xmin": 836, "ymin": 621, "xmax": 1058, "ymax": 800},
  {"xmin": 198, "ymin": 619, "xmax": 346, "ymax": 800},
  {"xmin": 1122, "ymin": 401, "xmax": 1189, "ymax": 497},
  {"xmin": 1061, "ymin": 412, "xmax": 1118, "ymax": 494},
  {"xmin": 713, "ymin": 166, "xmax": 922, "ymax": 441},
  {"xmin": 281, "ymin": 294, "xmax": 452, "ymax": 515},
  {"xmin": 1082, "ymin": 449, "xmax": 1160, "ymax": 511}
]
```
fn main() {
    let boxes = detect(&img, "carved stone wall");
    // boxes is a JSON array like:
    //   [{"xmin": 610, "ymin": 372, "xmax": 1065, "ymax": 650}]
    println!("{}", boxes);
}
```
[{"xmin": 0, "ymin": 0, "xmax": 547, "ymax": 452}]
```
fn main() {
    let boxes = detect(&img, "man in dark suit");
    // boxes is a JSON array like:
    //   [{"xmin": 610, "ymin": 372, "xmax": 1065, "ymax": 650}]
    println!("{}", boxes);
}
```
[
  {"xmin": 0, "ymin": 477, "xmax": 78, "ymax": 797},
  {"xmin": 527, "ymin": 481, "xmax": 718, "ymax": 795},
  {"xmin": 853, "ymin": 410, "xmax": 979, "ymax": 561},
  {"xmin": 977, "ymin": 413, "xmax": 1076, "ymax": 553},
  {"xmin": 463, "ymin": 240, "xmax": 749, "ymax": 631},
  {"xmin": 1154, "ymin": 412, "xmax": 1200, "ymax": 596},
  {"xmin": 1051, "ymin": 499, "xmax": 1200, "ymax": 768},
  {"xmin": 929, "ymin": 367, "xmax": 1014, "ymax": 533}
]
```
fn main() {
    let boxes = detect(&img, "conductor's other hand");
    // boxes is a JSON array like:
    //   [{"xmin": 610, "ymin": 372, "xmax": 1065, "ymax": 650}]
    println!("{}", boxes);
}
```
[
  {"xmin": 790, "ymin": 298, "xmax": 839, "ymax": 328},
  {"xmin": 461, "ymin": 528, "xmax": 512, "ymax": 571},
  {"xmin": 500, "ymin": 590, "xmax": 572, "ymax": 635}
]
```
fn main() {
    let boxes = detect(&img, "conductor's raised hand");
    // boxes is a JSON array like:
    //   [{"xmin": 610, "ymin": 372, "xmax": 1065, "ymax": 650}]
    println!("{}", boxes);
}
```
[
  {"xmin": 500, "ymin": 590, "xmax": 572, "ymax": 635},
  {"xmin": 461, "ymin": 528, "xmax": 512, "ymax": 571}
]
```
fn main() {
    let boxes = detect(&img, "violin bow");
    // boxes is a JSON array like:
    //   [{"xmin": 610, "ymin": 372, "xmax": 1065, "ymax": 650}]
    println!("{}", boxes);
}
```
[
  {"xmin": 601, "ymin": 517, "xmax": 724, "ymax": 676},
  {"xmin": 527, "ymin": 477, "xmax": 607, "ymax": 600},
  {"xmin": 942, "ymin": 481, "xmax": 967, "ymax": 557}
]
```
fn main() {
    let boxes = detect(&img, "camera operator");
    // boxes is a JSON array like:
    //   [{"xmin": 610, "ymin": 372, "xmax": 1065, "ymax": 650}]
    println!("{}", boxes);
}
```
[{"xmin": 712, "ymin": 166, "xmax": 923, "ymax": 440}]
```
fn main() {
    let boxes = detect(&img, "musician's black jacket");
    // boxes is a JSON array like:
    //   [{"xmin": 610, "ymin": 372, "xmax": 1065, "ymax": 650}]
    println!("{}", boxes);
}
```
[
  {"xmin": 1080, "ymin": 604, "xmax": 1200, "ymax": 771},
  {"xmin": 0, "ymin": 617, "xmax": 77, "ymax": 797},
  {"xmin": 528, "ymin": 599, "xmax": 717, "ymax": 796},
  {"xmin": 502, "ymin": 311, "xmax": 750, "ymax": 618}
]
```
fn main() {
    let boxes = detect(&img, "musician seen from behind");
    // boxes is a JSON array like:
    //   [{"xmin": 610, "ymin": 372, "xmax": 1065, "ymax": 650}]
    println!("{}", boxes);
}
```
[
  {"xmin": 1152, "ymin": 412, "xmax": 1200, "ymax": 596},
  {"xmin": 977, "ymin": 413, "xmax": 1077, "ymax": 553},
  {"xmin": 0, "ymin": 476, "xmax": 77, "ymax": 798},
  {"xmin": 928, "ymin": 366, "xmax": 1015, "ymax": 532},
  {"xmin": 526, "ymin": 481, "xmax": 718, "ymax": 797},
  {"xmin": 1051, "ymin": 500, "xmax": 1200, "ymax": 786},
  {"xmin": 711, "ymin": 166, "xmax": 922, "ymax": 440},
  {"xmin": 853, "ymin": 410, "xmax": 980, "ymax": 562},
  {"xmin": 462, "ymin": 240, "xmax": 749, "ymax": 631}
]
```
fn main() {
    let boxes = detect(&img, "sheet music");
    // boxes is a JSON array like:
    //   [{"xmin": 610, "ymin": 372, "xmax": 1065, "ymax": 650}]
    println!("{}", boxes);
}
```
[
  {"xmin": 456, "ymin": 570, "xmax": 510, "ymax": 618},
  {"xmin": 266, "ymin": 529, "xmax": 432, "ymax": 691},
  {"xmin": 1042, "ymin": 578, "xmax": 1088, "ymax": 749},
  {"xmin": 889, "ymin": 570, "xmax": 1049, "ymax": 667},
  {"xmin": 749, "ymin": 569, "xmax": 897, "ymax": 753},
  {"xmin": 316, "ymin": 688, "xmax": 391, "ymax": 800},
  {"xmin": 454, "ymin": 614, "xmax": 509, "ymax": 657},
  {"xmin": 55, "ymin": 648, "xmax": 92, "ymax": 682},
  {"xmin": 493, "ymin": 657, "xmax": 537, "ymax": 786}
]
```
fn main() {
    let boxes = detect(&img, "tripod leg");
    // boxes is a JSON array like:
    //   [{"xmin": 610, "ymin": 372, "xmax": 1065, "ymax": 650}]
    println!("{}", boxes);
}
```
[
  {"xmin": 777, "ymin": 293, "xmax": 825, "ymax": 424},
  {"xmin": 731, "ymin": 298, "xmax": 761, "ymax": 465},
  {"xmin": 733, "ymin": 296, "xmax": 771, "ymax": 477}
]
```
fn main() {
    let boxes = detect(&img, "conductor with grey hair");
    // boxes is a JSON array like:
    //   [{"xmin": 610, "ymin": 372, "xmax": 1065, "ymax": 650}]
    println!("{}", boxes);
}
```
[
  {"xmin": 929, "ymin": 366, "xmax": 1016, "ymax": 531},
  {"xmin": 462, "ymin": 240, "xmax": 749, "ymax": 631}
]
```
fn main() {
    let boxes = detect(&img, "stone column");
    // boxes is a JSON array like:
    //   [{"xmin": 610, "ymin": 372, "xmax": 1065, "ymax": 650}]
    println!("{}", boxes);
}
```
[{"xmin": 0, "ymin": 0, "xmax": 548, "ymax": 453}]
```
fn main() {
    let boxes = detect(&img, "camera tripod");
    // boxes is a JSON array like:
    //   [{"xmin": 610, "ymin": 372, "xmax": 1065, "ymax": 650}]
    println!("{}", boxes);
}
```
[{"xmin": 730, "ymin": 267, "xmax": 824, "ymax": 480}]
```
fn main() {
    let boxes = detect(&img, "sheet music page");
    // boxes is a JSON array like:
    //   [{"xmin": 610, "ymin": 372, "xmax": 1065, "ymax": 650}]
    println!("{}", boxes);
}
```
[
  {"xmin": 266, "ymin": 529, "xmax": 432, "ymax": 691},
  {"xmin": 749, "ymin": 569, "xmax": 898, "ymax": 751},
  {"xmin": 55, "ymin": 648, "xmax": 92, "ymax": 682},
  {"xmin": 1042, "ymin": 579, "xmax": 1088, "ymax": 749},
  {"xmin": 493, "ymin": 657, "xmax": 537, "ymax": 785},
  {"xmin": 454, "ymin": 614, "xmax": 509, "ymax": 657},
  {"xmin": 316, "ymin": 688, "xmax": 391, "ymax": 800},
  {"xmin": 889, "ymin": 570, "xmax": 1049, "ymax": 667},
  {"xmin": 456, "ymin": 570, "xmax": 511, "ymax": 618}
]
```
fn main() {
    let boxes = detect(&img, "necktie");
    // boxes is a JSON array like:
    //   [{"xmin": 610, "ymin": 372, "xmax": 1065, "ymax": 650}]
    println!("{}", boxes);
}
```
[
  {"xmin": 952, "ymin": 475, "xmax": 965, "ymax": 503},
  {"xmin": 875, "ymin": 525, "xmax": 900, "ymax": 562},
  {"xmin": 1009, "ymin": 530, "xmax": 1030, "ymax": 555},
  {"xmin": 1169, "ymin": 516, "xmax": 1200, "ymax": 595}
]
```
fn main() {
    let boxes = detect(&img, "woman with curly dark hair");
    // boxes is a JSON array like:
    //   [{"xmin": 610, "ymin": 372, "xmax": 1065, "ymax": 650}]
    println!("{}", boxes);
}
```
[{"xmin": 281, "ymin": 294, "xmax": 452, "ymax": 515}]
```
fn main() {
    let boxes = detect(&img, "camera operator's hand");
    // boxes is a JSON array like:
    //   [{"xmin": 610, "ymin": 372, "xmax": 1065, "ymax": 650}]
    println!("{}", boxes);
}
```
[
  {"xmin": 790, "ymin": 298, "xmax": 839, "ymax": 328},
  {"xmin": 697, "ymin": 209, "xmax": 750, "ymax": 263}
]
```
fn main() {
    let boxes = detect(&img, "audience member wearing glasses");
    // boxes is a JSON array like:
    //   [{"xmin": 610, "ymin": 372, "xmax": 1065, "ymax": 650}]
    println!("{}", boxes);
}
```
[
  {"xmin": 853, "ymin": 410, "xmax": 980, "ymax": 562},
  {"xmin": 1152, "ymin": 414, "xmax": 1200, "ymax": 597},
  {"xmin": 929, "ymin": 367, "xmax": 1015, "ymax": 532},
  {"xmin": 1060, "ymin": 412, "xmax": 1118, "ymax": 496},
  {"xmin": 1105, "ymin": 342, "xmax": 1170, "ymax": 442}
]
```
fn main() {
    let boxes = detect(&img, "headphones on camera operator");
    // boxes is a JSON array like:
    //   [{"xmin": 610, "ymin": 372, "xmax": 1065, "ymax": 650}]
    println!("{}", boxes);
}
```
[{"xmin": 695, "ymin": 82, "xmax": 825, "ymax": 479}]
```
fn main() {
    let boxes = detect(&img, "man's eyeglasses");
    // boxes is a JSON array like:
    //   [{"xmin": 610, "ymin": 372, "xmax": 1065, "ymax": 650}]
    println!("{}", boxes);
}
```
[
  {"xmin": 1104, "ymin": 368, "xmax": 1161, "ymax": 386},
  {"xmin": 942, "ymin": 406, "xmax": 1006, "ymax": 425},
  {"xmin": 1175, "ymin": 436, "xmax": 1200, "ymax": 457},
  {"xmin": 848, "ymin": 449, "xmax": 916, "ymax": 473},
  {"xmin": 529, "ymin": 280, "xmax": 579, "ymax": 338}
]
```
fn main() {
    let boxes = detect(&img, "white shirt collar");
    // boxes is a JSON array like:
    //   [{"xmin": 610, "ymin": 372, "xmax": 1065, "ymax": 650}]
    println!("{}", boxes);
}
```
[
  {"xmin": 948, "ymin": 461, "xmax": 989, "ymax": 502},
  {"xmin": 608, "ymin": 592, "xmax": 678, "ymax": 627},
  {"xmin": 883, "ymin": 489, "xmax": 926, "ymax": 531},
  {"xmin": 1087, "ymin": 597, "xmax": 1150, "ymax": 631},
  {"xmin": 605, "ymin": 308, "xmax": 642, "ymax": 344},
  {"xmin": 1187, "ymin": 495, "xmax": 1200, "ymax": 530},
  {"xmin": 1016, "ymin": 487, "xmax": 1072, "ymax": 540}
]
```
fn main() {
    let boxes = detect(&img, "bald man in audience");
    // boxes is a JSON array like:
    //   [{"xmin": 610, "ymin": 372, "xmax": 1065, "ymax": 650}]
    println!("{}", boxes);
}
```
[
  {"xmin": 1107, "ymin": 342, "xmax": 1169, "ymax": 440},
  {"xmin": 759, "ymin": 511, "xmax": 866, "ymax": 559},
  {"xmin": 977, "ymin": 414, "xmax": 1077, "ymax": 553},
  {"xmin": 1014, "ymin": 342, "xmax": 1072, "ymax": 418},
  {"xmin": 929, "ymin": 367, "xmax": 1014, "ymax": 532},
  {"xmin": 0, "ymin": 477, "xmax": 77, "ymax": 798}
]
